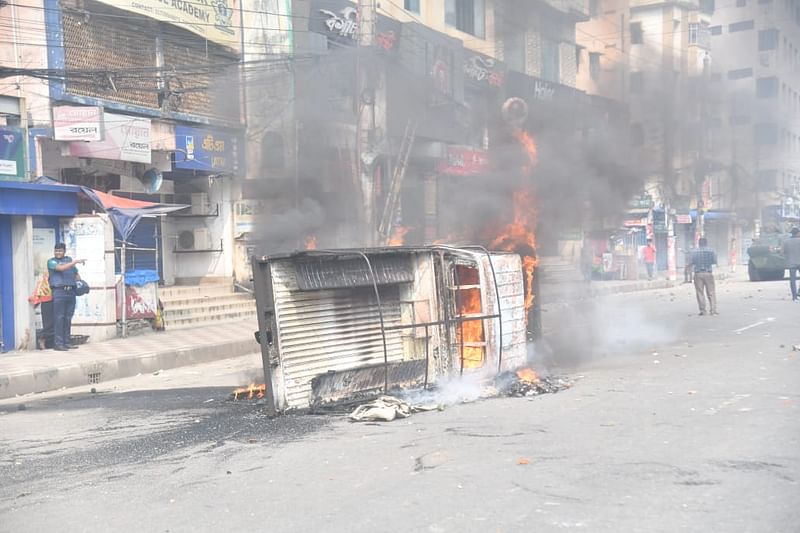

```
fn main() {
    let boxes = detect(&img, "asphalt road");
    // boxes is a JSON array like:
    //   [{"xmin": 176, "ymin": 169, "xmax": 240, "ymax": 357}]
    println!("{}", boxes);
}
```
[{"xmin": 1, "ymin": 276, "xmax": 798, "ymax": 532}]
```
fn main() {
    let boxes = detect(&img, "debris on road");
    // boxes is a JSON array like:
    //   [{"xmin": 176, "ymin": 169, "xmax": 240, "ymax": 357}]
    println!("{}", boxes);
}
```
[
  {"xmin": 501, "ymin": 370, "xmax": 572, "ymax": 397},
  {"xmin": 348, "ymin": 395, "xmax": 439, "ymax": 422}
]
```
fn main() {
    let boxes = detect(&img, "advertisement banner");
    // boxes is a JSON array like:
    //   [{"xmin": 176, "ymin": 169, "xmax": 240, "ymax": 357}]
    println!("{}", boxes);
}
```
[
  {"xmin": 175, "ymin": 125, "xmax": 237, "ymax": 172},
  {"xmin": 310, "ymin": 0, "xmax": 400, "ymax": 52},
  {"xmin": 92, "ymin": 0, "xmax": 239, "ymax": 49},
  {"xmin": 463, "ymin": 52, "xmax": 506, "ymax": 89},
  {"xmin": 67, "ymin": 112, "xmax": 151, "ymax": 163},
  {"xmin": 0, "ymin": 127, "xmax": 25, "ymax": 179},
  {"xmin": 437, "ymin": 146, "xmax": 490, "ymax": 176},
  {"xmin": 53, "ymin": 106, "xmax": 103, "ymax": 141}
]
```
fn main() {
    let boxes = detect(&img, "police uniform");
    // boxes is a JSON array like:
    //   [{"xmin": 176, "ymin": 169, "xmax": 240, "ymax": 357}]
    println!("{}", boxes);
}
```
[{"xmin": 47, "ymin": 255, "xmax": 79, "ymax": 350}]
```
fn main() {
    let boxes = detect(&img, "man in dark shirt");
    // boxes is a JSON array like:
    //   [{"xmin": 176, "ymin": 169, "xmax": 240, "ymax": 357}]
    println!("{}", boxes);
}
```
[
  {"xmin": 783, "ymin": 227, "xmax": 800, "ymax": 301},
  {"xmin": 47, "ymin": 243, "xmax": 85, "ymax": 351},
  {"xmin": 691, "ymin": 238, "xmax": 718, "ymax": 316}
]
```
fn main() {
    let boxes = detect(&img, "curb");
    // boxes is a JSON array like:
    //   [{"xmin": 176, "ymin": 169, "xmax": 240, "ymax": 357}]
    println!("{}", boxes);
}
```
[{"xmin": 0, "ymin": 337, "xmax": 256, "ymax": 400}]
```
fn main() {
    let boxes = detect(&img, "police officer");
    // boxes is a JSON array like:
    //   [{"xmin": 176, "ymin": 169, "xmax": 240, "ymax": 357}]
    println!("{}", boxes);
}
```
[{"xmin": 47, "ymin": 243, "xmax": 85, "ymax": 351}]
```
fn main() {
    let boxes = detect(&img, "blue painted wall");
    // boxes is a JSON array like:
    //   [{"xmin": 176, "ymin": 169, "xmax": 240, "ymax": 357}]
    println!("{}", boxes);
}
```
[{"xmin": 0, "ymin": 216, "xmax": 14, "ymax": 352}]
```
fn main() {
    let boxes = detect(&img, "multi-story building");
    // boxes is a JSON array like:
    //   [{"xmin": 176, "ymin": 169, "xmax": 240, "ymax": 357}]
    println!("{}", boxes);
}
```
[
  {"xmin": 708, "ymin": 0, "xmax": 800, "ymax": 239},
  {"xmin": 576, "ymin": 0, "xmax": 723, "ymax": 278},
  {"xmin": 0, "ymin": 0, "xmax": 292, "ymax": 350}
]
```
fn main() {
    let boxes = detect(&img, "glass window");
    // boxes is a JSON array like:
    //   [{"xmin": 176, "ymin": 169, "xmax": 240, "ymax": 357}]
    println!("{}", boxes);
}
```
[
  {"xmin": 589, "ymin": 52, "xmax": 601, "ymax": 80},
  {"xmin": 689, "ymin": 23, "xmax": 699, "ymax": 44},
  {"xmin": 404, "ymin": 0, "xmax": 420, "ymax": 12},
  {"xmin": 541, "ymin": 38, "xmax": 560, "ymax": 82},
  {"xmin": 729, "ymin": 20, "xmax": 755, "ymax": 32},
  {"xmin": 756, "ymin": 76, "xmax": 779, "ymax": 98},
  {"xmin": 727, "ymin": 67, "xmax": 753, "ymax": 79},
  {"xmin": 758, "ymin": 29, "xmax": 779, "ymax": 51},
  {"xmin": 630, "ymin": 22, "xmax": 643, "ymax": 44},
  {"xmin": 710, "ymin": 25, "xmax": 722, "ymax": 35},
  {"xmin": 445, "ymin": 0, "xmax": 485, "ymax": 38},
  {"xmin": 505, "ymin": 26, "xmax": 526, "ymax": 72}
]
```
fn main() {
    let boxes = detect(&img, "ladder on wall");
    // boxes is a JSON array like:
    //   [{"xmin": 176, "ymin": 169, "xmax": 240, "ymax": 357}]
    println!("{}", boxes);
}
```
[{"xmin": 378, "ymin": 120, "xmax": 417, "ymax": 243}]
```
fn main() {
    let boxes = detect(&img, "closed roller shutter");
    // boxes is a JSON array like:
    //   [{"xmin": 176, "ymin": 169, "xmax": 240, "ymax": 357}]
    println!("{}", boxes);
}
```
[{"xmin": 271, "ymin": 261, "xmax": 405, "ymax": 409}]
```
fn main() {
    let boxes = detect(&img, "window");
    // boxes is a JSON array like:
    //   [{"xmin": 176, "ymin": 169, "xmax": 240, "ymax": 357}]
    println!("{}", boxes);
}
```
[
  {"xmin": 630, "ymin": 22, "xmax": 643, "ymax": 44},
  {"xmin": 757, "ymin": 76, "xmax": 779, "ymax": 97},
  {"xmin": 541, "ymin": 38, "xmax": 560, "ymax": 82},
  {"xmin": 505, "ymin": 26, "xmax": 526, "ymax": 72},
  {"xmin": 589, "ymin": 0, "xmax": 601, "ymax": 16},
  {"xmin": 729, "ymin": 20, "xmax": 755, "ymax": 32},
  {"xmin": 445, "ymin": 0, "xmax": 485, "ymax": 37},
  {"xmin": 759, "ymin": 29, "xmax": 779, "ymax": 51},
  {"xmin": 700, "ymin": 0, "xmax": 715, "ymax": 14},
  {"xmin": 710, "ymin": 25, "xmax": 722, "ymax": 35},
  {"xmin": 589, "ymin": 52, "xmax": 601, "ymax": 80},
  {"xmin": 404, "ymin": 0, "xmax": 420, "ymax": 12},
  {"xmin": 727, "ymin": 67, "xmax": 753, "ymax": 79},
  {"xmin": 689, "ymin": 23, "xmax": 699, "ymax": 44},
  {"xmin": 737, "ymin": 0, "xmax": 746, "ymax": 5},
  {"xmin": 630, "ymin": 71, "xmax": 643, "ymax": 93}
]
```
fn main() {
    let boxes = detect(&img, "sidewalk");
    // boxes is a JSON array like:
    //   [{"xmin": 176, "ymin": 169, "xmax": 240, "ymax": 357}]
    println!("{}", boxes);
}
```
[
  {"xmin": 0, "ymin": 319, "xmax": 257, "ymax": 399},
  {"xmin": 539, "ymin": 270, "xmax": 740, "ymax": 304}
]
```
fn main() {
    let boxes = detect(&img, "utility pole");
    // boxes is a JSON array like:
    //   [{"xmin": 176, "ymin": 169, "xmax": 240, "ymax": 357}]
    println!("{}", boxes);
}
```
[
  {"xmin": 356, "ymin": 0, "xmax": 377, "ymax": 246},
  {"xmin": 695, "ymin": 52, "xmax": 710, "ymax": 245}
]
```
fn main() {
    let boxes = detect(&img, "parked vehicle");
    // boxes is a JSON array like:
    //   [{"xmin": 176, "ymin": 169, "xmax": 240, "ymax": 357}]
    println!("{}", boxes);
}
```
[{"xmin": 747, "ymin": 230, "xmax": 788, "ymax": 281}]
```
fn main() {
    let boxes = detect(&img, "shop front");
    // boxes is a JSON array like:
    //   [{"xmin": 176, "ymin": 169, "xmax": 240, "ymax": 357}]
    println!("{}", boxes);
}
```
[{"xmin": 0, "ymin": 180, "xmax": 80, "ymax": 352}]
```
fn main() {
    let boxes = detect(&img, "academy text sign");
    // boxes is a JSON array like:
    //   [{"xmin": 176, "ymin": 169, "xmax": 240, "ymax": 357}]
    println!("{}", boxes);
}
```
[{"xmin": 95, "ymin": 0, "xmax": 240, "ymax": 48}]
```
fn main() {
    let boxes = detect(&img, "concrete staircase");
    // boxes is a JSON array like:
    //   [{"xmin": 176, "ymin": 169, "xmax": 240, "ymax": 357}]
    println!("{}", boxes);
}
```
[
  {"xmin": 537, "ymin": 256, "xmax": 585, "ymax": 284},
  {"xmin": 160, "ymin": 278, "xmax": 256, "ymax": 329}
]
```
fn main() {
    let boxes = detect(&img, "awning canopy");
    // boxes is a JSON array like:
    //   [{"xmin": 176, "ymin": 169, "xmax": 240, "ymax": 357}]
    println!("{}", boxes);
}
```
[{"xmin": 79, "ymin": 187, "xmax": 188, "ymax": 241}]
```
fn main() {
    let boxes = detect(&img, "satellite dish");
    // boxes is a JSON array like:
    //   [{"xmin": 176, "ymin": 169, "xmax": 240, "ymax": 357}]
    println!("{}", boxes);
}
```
[{"xmin": 141, "ymin": 168, "xmax": 163, "ymax": 194}]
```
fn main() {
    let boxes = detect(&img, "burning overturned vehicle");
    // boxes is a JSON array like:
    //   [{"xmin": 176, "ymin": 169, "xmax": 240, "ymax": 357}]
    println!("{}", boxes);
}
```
[{"xmin": 250, "ymin": 245, "xmax": 543, "ymax": 415}]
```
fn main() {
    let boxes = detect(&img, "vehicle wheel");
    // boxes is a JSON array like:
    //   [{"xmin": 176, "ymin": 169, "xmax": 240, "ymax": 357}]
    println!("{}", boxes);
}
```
[{"xmin": 748, "ymin": 261, "xmax": 761, "ymax": 281}]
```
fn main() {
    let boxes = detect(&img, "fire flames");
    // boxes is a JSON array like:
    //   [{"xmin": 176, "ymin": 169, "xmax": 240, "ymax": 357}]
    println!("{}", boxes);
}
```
[
  {"xmin": 388, "ymin": 226, "xmax": 410, "ymax": 246},
  {"xmin": 304, "ymin": 235, "xmax": 317, "ymax": 250},
  {"xmin": 490, "ymin": 189, "xmax": 539, "ymax": 313},
  {"xmin": 455, "ymin": 266, "xmax": 485, "ymax": 369},
  {"xmin": 516, "ymin": 367, "xmax": 539, "ymax": 383},
  {"xmin": 514, "ymin": 128, "xmax": 538, "ymax": 171},
  {"xmin": 232, "ymin": 383, "xmax": 266, "ymax": 400}
]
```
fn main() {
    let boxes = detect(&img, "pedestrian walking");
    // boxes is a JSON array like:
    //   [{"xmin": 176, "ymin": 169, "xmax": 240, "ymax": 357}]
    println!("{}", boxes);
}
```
[
  {"xmin": 47, "ymin": 243, "xmax": 85, "ymax": 351},
  {"xmin": 782, "ymin": 227, "xmax": 800, "ymax": 301},
  {"xmin": 729, "ymin": 237, "xmax": 738, "ymax": 274},
  {"xmin": 691, "ymin": 237, "xmax": 718, "ymax": 316},
  {"xmin": 681, "ymin": 247, "xmax": 694, "ymax": 283},
  {"xmin": 643, "ymin": 238, "xmax": 657, "ymax": 280}
]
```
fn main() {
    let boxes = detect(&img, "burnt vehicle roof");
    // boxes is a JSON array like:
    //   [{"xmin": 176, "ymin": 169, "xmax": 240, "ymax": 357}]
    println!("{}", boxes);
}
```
[{"xmin": 255, "ymin": 245, "xmax": 520, "ymax": 263}]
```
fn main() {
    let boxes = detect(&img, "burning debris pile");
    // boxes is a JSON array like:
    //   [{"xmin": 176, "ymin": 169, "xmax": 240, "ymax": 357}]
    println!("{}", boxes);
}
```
[
  {"xmin": 501, "ymin": 368, "xmax": 572, "ymax": 398},
  {"xmin": 230, "ymin": 384, "xmax": 266, "ymax": 401}
]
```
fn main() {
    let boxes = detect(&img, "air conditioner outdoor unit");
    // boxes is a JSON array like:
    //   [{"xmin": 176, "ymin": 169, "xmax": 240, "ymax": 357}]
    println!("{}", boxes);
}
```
[
  {"xmin": 190, "ymin": 192, "xmax": 210, "ymax": 215},
  {"xmin": 176, "ymin": 228, "xmax": 212, "ymax": 251}
]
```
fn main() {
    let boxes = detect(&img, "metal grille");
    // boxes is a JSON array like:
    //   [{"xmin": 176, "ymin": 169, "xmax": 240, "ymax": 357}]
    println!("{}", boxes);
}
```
[
  {"xmin": 162, "ymin": 42, "xmax": 240, "ymax": 119},
  {"xmin": 61, "ymin": 0, "xmax": 239, "ymax": 119},
  {"xmin": 63, "ymin": 7, "xmax": 159, "ymax": 108}
]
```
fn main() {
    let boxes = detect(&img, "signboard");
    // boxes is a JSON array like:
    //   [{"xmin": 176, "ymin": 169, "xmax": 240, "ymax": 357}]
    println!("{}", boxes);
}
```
[
  {"xmin": 67, "ymin": 113, "xmax": 151, "ymax": 163},
  {"xmin": 91, "ymin": 0, "xmax": 239, "ymax": 49},
  {"xmin": 175, "ymin": 125, "xmax": 237, "ymax": 172},
  {"xmin": 506, "ymin": 71, "xmax": 586, "ymax": 104},
  {"xmin": 52, "ymin": 106, "xmax": 102, "ymax": 141},
  {"xmin": 0, "ymin": 127, "xmax": 25, "ymax": 179},
  {"xmin": 437, "ymin": 146, "xmax": 490, "ymax": 176},
  {"xmin": 675, "ymin": 214, "xmax": 693, "ymax": 224},
  {"xmin": 234, "ymin": 199, "xmax": 264, "ymax": 234},
  {"xmin": 463, "ymin": 53, "xmax": 506, "ymax": 89},
  {"xmin": 310, "ymin": 0, "xmax": 400, "ymax": 52}
]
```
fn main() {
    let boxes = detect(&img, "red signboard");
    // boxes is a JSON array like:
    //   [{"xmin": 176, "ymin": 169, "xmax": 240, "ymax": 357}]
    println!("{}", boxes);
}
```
[{"xmin": 437, "ymin": 146, "xmax": 490, "ymax": 176}]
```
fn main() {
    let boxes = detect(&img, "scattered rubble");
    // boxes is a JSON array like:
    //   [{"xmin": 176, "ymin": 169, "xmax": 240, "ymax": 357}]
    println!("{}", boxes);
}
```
[{"xmin": 501, "ymin": 373, "xmax": 572, "ymax": 397}]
